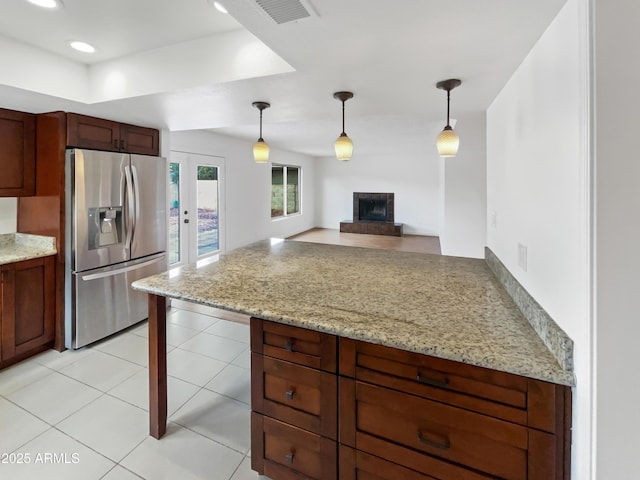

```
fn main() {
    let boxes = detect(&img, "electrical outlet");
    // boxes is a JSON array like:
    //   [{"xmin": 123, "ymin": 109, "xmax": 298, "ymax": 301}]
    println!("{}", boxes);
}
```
[
  {"xmin": 491, "ymin": 211, "xmax": 497, "ymax": 228},
  {"xmin": 518, "ymin": 243, "xmax": 527, "ymax": 271}
]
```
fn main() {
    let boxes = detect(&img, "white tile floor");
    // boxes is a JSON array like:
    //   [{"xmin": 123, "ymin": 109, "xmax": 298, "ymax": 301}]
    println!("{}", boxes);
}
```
[{"xmin": 0, "ymin": 308, "xmax": 265, "ymax": 480}]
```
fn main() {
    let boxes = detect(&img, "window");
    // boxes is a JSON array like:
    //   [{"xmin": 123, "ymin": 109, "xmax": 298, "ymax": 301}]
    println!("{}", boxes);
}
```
[{"xmin": 271, "ymin": 165, "xmax": 300, "ymax": 218}]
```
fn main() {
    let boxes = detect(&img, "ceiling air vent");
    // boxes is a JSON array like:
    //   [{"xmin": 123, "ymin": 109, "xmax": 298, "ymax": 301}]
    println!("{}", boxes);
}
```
[{"xmin": 254, "ymin": 0, "xmax": 312, "ymax": 24}]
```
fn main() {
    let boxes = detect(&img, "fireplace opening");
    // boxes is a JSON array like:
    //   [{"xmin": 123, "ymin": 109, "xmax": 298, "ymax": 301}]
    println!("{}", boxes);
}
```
[
  {"xmin": 353, "ymin": 192, "xmax": 394, "ymax": 223},
  {"xmin": 359, "ymin": 199, "xmax": 387, "ymax": 222},
  {"xmin": 340, "ymin": 192, "xmax": 402, "ymax": 236}
]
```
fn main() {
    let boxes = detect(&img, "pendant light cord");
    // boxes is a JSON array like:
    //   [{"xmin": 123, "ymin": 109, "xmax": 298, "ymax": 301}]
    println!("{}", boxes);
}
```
[{"xmin": 341, "ymin": 100, "xmax": 346, "ymax": 135}]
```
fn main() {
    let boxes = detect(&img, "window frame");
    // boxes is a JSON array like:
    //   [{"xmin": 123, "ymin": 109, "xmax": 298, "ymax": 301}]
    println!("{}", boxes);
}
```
[{"xmin": 271, "ymin": 163, "xmax": 302, "ymax": 220}]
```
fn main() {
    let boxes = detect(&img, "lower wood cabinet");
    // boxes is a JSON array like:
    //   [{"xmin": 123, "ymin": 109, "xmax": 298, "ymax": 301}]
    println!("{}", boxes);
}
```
[
  {"xmin": 251, "ymin": 318, "xmax": 572, "ymax": 480},
  {"xmin": 252, "ymin": 413, "xmax": 337, "ymax": 480},
  {"xmin": 0, "ymin": 256, "xmax": 55, "ymax": 367}
]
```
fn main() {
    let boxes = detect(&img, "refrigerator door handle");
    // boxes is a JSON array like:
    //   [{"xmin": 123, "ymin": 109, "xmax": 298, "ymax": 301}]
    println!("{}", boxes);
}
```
[
  {"xmin": 81, "ymin": 255, "xmax": 165, "ymax": 281},
  {"xmin": 131, "ymin": 164, "xmax": 141, "ymax": 232},
  {"xmin": 124, "ymin": 165, "xmax": 135, "ymax": 250}
]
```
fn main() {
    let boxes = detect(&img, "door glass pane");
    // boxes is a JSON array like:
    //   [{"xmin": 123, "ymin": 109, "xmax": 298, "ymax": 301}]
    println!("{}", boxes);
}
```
[
  {"xmin": 197, "ymin": 165, "xmax": 219, "ymax": 256},
  {"xmin": 168, "ymin": 162, "xmax": 181, "ymax": 265},
  {"xmin": 287, "ymin": 167, "xmax": 299, "ymax": 215},
  {"xmin": 271, "ymin": 166, "xmax": 284, "ymax": 217}
]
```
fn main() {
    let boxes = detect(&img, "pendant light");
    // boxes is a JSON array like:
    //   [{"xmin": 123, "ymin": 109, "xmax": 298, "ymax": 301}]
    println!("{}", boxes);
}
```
[
  {"xmin": 436, "ymin": 79, "xmax": 462, "ymax": 157},
  {"xmin": 252, "ymin": 101, "xmax": 270, "ymax": 163},
  {"xmin": 333, "ymin": 91, "xmax": 354, "ymax": 161}
]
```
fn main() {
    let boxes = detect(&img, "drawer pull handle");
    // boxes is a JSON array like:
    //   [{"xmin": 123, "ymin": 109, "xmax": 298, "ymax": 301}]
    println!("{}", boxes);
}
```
[
  {"xmin": 284, "ymin": 339, "xmax": 294, "ymax": 352},
  {"xmin": 418, "ymin": 430, "xmax": 451, "ymax": 450},
  {"xmin": 416, "ymin": 373, "xmax": 449, "ymax": 389},
  {"xmin": 285, "ymin": 452, "xmax": 295, "ymax": 464},
  {"xmin": 285, "ymin": 390, "xmax": 295, "ymax": 400}
]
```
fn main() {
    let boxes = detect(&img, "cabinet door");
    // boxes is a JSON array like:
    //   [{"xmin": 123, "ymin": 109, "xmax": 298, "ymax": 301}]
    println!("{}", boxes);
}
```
[
  {"xmin": 120, "ymin": 123, "xmax": 159, "ymax": 156},
  {"xmin": 67, "ymin": 113, "xmax": 120, "ymax": 152},
  {"xmin": 0, "ymin": 108, "xmax": 35, "ymax": 196},
  {"xmin": 1, "ymin": 256, "xmax": 55, "ymax": 361}
]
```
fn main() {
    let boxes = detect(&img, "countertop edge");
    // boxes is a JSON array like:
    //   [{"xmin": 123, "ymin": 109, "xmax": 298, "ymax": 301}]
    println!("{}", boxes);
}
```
[
  {"xmin": 133, "ymin": 280, "xmax": 576, "ymax": 387},
  {"xmin": 0, "ymin": 233, "xmax": 58, "ymax": 266}
]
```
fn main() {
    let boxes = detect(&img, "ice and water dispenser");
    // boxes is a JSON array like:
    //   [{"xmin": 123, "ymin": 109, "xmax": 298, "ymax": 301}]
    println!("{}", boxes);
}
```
[{"xmin": 88, "ymin": 207, "xmax": 124, "ymax": 249}]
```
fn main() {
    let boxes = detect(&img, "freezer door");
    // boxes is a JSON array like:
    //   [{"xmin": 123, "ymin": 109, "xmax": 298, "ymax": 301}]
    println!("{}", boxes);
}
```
[
  {"xmin": 68, "ymin": 149, "xmax": 130, "ymax": 272},
  {"xmin": 66, "ymin": 253, "xmax": 167, "ymax": 349},
  {"xmin": 130, "ymin": 154, "xmax": 167, "ymax": 259}
]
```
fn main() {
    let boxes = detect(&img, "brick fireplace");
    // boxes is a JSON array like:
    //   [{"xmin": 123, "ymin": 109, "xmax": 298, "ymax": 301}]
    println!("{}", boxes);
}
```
[{"xmin": 339, "ymin": 192, "xmax": 403, "ymax": 236}]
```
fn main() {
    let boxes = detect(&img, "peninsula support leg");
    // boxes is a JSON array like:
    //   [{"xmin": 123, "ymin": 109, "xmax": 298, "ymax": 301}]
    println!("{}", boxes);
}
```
[{"xmin": 148, "ymin": 294, "xmax": 167, "ymax": 439}]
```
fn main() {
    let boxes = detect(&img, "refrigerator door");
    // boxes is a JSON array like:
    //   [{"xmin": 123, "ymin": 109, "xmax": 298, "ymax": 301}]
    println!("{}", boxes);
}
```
[
  {"xmin": 68, "ymin": 149, "xmax": 130, "ymax": 272},
  {"xmin": 66, "ymin": 252, "xmax": 166, "ymax": 349},
  {"xmin": 130, "ymin": 154, "xmax": 167, "ymax": 260}
]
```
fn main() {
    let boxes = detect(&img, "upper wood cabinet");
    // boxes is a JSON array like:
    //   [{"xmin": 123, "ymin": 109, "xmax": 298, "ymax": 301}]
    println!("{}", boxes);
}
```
[
  {"xmin": 66, "ymin": 113, "xmax": 159, "ymax": 156},
  {"xmin": 0, "ymin": 108, "xmax": 35, "ymax": 197}
]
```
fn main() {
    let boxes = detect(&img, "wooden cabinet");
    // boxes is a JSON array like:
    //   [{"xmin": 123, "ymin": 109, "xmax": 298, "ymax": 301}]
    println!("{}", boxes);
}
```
[
  {"xmin": 251, "ymin": 318, "xmax": 338, "ymax": 480},
  {"xmin": 0, "ymin": 108, "xmax": 35, "ymax": 196},
  {"xmin": 339, "ymin": 339, "xmax": 571, "ymax": 480},
  {"xmin": 0, "ymin": 256, "xmax": 55, "ymax": 367},
  {"xmin": 67, "ymin": 112, "xmax": 159, "ymax": 156},
  {"xmin": 250, "ymin": 318, "xmax": 572, "ymax": 480}
]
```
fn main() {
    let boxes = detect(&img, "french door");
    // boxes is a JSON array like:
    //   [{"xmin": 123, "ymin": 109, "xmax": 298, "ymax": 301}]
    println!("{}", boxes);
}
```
[{"xmin": 168, "ymin": 151, "xmax": 225, "ymax": 268}]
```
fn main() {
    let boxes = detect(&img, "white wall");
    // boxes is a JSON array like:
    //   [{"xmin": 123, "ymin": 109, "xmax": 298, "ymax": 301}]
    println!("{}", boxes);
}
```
[
  {"xmin": 439, "ymin": 112, "xmax": 487, "ymax": 258},
  {"xmin": 486, "ymin": 0, "xmax": 591, "ymax": 478},
  {"xmin": 593, "ymin": 1, "xmax": 640, "ymax": 478},
  {"xmin": 170, "ymin": 130, "xmax": 316, "ymax": 251},
  {"xmin": 314, "ymin": 149, "xmax": 441, "ymax": 236},
  {"xmin": 0, "ymin": 34, "xmax": 89, "ymax": 102},
  {"xmin": 0, "ymin": 198, "xmax": 17, "ymax": 234}
]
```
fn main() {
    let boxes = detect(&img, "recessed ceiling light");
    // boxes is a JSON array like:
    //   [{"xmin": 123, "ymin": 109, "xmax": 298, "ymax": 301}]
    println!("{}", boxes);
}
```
[
  {"xmin": 70, "ymin": 41, "xmax": 96, "ymax": 53},
  {"xmin": 207, "ymin": 0, "xmax": 229, "ymax": 13},
  {"xmin": 26, "ymin": 0, "xmax": 63, "ymax": 8}
]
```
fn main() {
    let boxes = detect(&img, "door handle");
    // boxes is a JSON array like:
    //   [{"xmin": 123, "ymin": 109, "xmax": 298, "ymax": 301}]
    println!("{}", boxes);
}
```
[
  {"xmin": 285, "ymin": 451, "xmax": 295, "ymax": 464},
  {"xmin": 284, "ymin": 339, "xmax": 294, "ymax": 352},
  {"xmin": 81, "ymin": 255, "xmax": 165, "ymax": 281},
  {"xmin": 285, "ymin": 390, "xmax": 295, "ymax": 400},
  {"xmin": 124, "ymin": 165, "xmax": 134, "ymax": 250}
]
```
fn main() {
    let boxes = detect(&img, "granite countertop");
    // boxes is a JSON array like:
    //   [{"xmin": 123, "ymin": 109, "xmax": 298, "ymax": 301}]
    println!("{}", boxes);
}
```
[
  {"xmin": 0, "ymin": 233, "xmax": 57, "ymax": 265},
  {"xmin": 133, "ymin": 239, "xmax": 574, "ymax": 386}
]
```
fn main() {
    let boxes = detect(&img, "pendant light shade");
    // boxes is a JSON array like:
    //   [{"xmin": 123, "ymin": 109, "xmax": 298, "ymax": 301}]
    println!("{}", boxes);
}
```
[
  {"xmin": 252, "ymin": 101, "xmax": 270, "ymax": 163},
  {"xmin": 436, "ymin": 79, "xmax": 461, "ymax": 157},
  {"xmin": 335, "ymin": 133, "xmax": 353, "ymax": 161},
  {"xmin": 436, "ymin": 127, "xmax": 459, "ymax": 157},
  {"xmin": 333, "ymin": 91, "xmax": 354, "ymax": 161}
]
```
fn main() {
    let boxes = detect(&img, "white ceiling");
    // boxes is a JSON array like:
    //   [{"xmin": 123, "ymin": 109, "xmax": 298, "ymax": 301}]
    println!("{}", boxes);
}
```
[{"xmin": 0, "ymin": 0, "xmax": 567, "ymax": 158}]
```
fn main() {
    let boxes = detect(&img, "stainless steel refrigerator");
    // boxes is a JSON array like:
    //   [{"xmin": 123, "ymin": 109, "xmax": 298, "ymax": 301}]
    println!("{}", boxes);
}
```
[{"xmin": 65, "ymin": 148, "xmax": 167, "ymax": 349}]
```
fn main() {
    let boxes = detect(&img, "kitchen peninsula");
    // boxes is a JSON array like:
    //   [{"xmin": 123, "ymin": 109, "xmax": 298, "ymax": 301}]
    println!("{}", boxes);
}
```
[{"xmin": 133, "ymin": 239, "xmax": 574, "ymax": 479}]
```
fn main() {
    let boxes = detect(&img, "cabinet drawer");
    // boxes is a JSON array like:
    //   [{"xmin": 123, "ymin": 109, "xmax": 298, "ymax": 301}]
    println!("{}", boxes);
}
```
[
  {"xmin": 340, "ymin": 338, "xmax": 530, "ymax": 425},
  {"xmin": 339, "ymin": 445, "xmax": 492, "ymax": 480},
  {"xmin": 252, "ymin": 354, "xmax": 337, "ymax": 439},
  {"xmin": 251, "ymin": 317, "xmax": 337, "ymax": 372},
  {"xmin": 348, "ymin": 381, "xmax": 527, "ymax": 479},
  {"xmin": 252, "ymin": 413, "xmax": 337, "ymax": 480}
]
